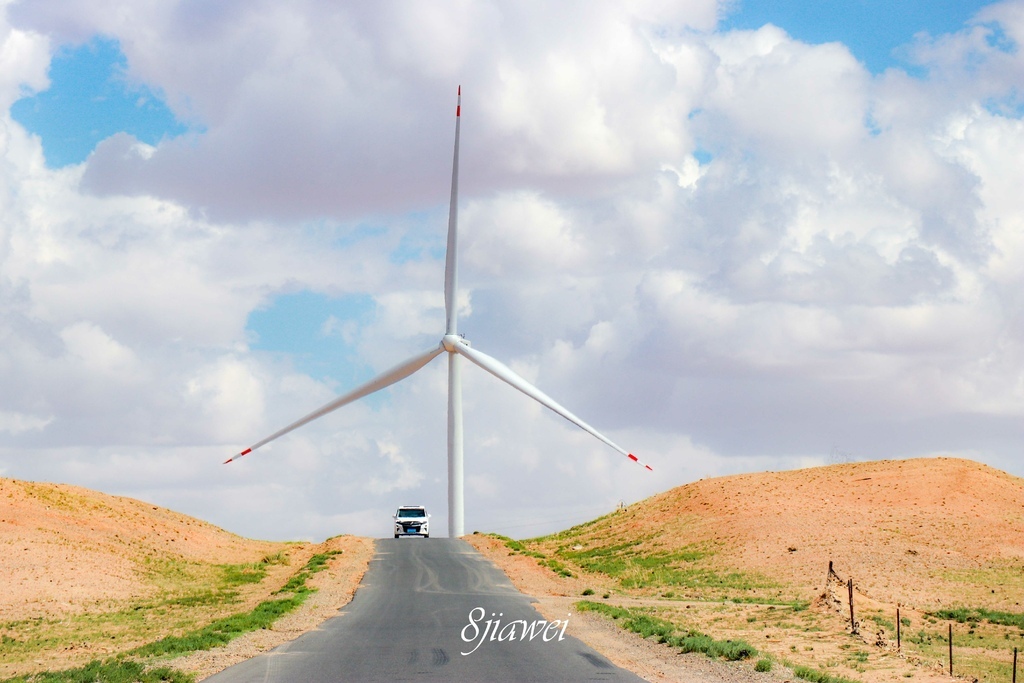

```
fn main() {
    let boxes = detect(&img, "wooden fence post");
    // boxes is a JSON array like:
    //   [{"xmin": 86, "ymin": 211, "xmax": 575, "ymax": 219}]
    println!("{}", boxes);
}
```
[
  {"xmin": 1013, "ymin": 645, "xmax": 1017, "ymax": 683},
  {"xmin": 848, "ymin": 578, "xmax": 856, "ymax": 633},
  {"xmin": 896, "ymin": 607, "xmax": 900, "ymax": 652},
  {"xmin": 948, "ymin": 623, "xmax": 953, "ymax": 676}
]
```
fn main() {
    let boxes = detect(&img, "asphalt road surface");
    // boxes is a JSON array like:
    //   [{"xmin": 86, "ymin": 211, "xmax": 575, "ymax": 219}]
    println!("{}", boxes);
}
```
[{"xmin": 204, "ymin": 538, "xmax": 646, "ymax": 682}]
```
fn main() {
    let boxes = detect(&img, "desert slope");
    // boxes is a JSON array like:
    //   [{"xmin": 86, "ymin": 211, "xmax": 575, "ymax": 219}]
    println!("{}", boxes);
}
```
[
  {"xmin": 468, "ymin": 457, "xmax": 1024, "ymax": 683},
  {"xmin": 543, "ymin": 457, "xmax": 1024, "ymax": 610},
  {"xmin": 0, "ymin": 477, "xmax": 282, "ymax": 619}
]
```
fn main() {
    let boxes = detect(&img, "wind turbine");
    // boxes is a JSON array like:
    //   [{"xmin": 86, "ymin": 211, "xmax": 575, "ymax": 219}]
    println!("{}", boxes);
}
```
[{"xmin": 226, "ymin": 87, "xmax": 652, "ymax": 537}]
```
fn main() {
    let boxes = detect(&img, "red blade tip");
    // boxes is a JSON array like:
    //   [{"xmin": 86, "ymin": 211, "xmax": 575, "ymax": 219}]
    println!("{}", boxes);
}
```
[
  {"xmin": 645, "ymin": 465, "xmax": 653, "ymax": 471},
  {"xmin": 627, "ymin": 453, "xmax": 638, "ymax": 462},
  {"xmin": 225, "ymin": 447, "xmax": 253, "ymax": 464}
]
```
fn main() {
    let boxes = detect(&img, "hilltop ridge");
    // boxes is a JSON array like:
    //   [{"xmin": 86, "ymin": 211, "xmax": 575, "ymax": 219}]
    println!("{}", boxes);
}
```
[
  {"xmin": 552, "ymin": 457, "xmax": 1024, "ymax": 610},
  {"xmin": 0, "ymin": 477, "xmax": 280, "ymax": 619}
]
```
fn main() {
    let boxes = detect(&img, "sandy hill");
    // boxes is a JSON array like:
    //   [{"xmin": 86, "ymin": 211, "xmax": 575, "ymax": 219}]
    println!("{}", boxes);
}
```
[
  {"xmin": 0, "ymin": 477, "xmax": 282, "ymax": 619},
  {"xmin": 542, "ymin": 457, "xmax": 1024, "ymax": 611}
]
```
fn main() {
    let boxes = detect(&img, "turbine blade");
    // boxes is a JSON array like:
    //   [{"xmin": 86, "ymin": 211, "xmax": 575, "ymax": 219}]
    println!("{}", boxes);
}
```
[
  {"xmin": 444, "ymin": 86, "xmax": 461, "ymax": 335},
  {"xmin": 226, "ymin": 345, "xmax": 444, "ymax": 463},
  {"xmin": 452, "ymin": 341, "xmax": 652, "ymax": 470}
]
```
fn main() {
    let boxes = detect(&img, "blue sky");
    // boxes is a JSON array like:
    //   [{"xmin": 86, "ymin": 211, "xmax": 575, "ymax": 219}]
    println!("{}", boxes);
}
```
[
  {"xmin": 248, "ymin": 291, "xmax": 376, "ymax": 387},
  {"xmin": 2, "ymin": 1, "xmax": 1023, "ymax": 541},
  {"xmin": 10, "ymin": 37, "xmax": 189, "ymax": 167},
  {"xmin": 722, "ymin": 0, "xmax": 995, "ymax": 73}
]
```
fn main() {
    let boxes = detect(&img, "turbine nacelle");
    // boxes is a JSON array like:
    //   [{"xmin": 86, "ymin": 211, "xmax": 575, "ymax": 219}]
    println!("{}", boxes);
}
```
[{"xmin": 442, "ymin": 334, "xmax": 469, "ymax": 353}]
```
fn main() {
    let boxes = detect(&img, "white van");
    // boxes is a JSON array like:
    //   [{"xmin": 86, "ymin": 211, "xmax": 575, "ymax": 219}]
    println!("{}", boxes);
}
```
[{"xmin": 393, "ymin": 505, "xmax": 430, "ymax": 538}]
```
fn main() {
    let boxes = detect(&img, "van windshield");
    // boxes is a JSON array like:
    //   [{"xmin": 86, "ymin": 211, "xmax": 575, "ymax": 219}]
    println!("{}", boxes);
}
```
[{"xmin": 398, "ymin": 509, "xmax": 425, "ymax": 518}]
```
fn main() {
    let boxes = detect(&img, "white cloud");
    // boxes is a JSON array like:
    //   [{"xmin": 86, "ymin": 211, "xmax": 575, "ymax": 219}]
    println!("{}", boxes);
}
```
[
  {"xmin": 185, "ymin": 356, "xmax": 265, "ymax": 442},
  {"xmin": 0, "ymin": 410, "xmax": 52, "ymax": 434},
  {"xmin": 0, "ymin": 14, "xmax": 48, "ymax": 110}
]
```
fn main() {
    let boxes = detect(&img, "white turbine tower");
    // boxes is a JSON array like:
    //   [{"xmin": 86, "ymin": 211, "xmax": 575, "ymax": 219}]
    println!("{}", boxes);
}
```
[{"xmin": 226, "ymin": 88, "xmax": 652, "ymax": 537}]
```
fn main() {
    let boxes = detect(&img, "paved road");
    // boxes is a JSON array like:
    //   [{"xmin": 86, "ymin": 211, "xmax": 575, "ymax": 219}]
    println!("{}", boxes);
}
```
[{"xmin": 204, "ymin": 538, "xmax": 646, "ymax": 682}]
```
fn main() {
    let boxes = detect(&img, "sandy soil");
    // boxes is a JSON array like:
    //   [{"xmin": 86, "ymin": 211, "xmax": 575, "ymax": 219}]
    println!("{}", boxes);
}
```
[
  {"xmin": 0, "ymin": 478, "xmax": 283, "ymax": 620},
  {"xmin": 622, "ymin": 457, "xmax": 1024, "ymax": 612}
]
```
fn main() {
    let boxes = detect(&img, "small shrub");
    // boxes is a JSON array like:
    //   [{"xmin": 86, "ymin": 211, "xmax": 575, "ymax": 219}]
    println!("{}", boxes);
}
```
[
  {"xmin": 755, "ymin": 658, "xmax": 773, "ymax": 672},
  {"xmin": 868, "ymin": 615, "xmax": 894, "ymax": 631},
  {"xmin": 582, "ymin": 588, "xmax": 595, "ymax": 596},
  {"xmin": 259, "ymin": 552, "xmax": 288, "ymax": 565}
]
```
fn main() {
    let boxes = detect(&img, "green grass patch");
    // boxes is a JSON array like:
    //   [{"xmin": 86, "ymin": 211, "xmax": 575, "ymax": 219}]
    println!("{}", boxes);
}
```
[
  {"xmin": 930, "ymin": 607, "xmax": 1024, "ymax": 629},
  {"xmin": 2, "ymin": 659, "xmax": 193, "ymax": 683},
  {"xmin": 867, "ymin": 614, "xmax": 894, "ymax": 631},
  {"xmin": 220, "ymin": 564, "xmax": 266, "ymax": 588},
  {"xmin": 488, "ymin": 534, "xmax": 545, "ymax": 559},
  {"xmin": 755, "ymin": 658, "xmax": 773, "ymax": 672},
  {"xmin": 552, "ymin": 537, "xmax": 773, "ymax": 593},
  {"xmin": 304, "ymin": 552, "xmax": 339, "ymax": 573},
  {"xmin": 792, "ymin": 665, "xmax": 860, "ymax": 683},
  {"xmin": 138, "ymin": 556, "xmax": 277, "ymax": 609},
  {"xmin": 539, "ymin": 557, "xmax": 573, "ymax": 578},
  {"xmin": 131, "ymin": 596, "xmax": 304, "ymax": 657},
  {"xmin": 907, "ymin": 628, "xmax": 936, "ymax": 646},
  {"xmin": 576, "ymin": 601, "xmax": 756, "ymax": 661},
  {"xmin": 274, "ymin": 551, "xmax": 341, "ymax": 595}
]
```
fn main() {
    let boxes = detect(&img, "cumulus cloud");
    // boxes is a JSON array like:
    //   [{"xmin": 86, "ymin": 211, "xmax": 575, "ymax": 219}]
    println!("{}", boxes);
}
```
[{"xmin": 1, "ymin": 0, "xmax": 1023, "ymax": 540}]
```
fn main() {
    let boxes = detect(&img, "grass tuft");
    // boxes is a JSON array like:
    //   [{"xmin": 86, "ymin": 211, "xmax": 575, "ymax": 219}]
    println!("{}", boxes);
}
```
[
  {"xmin": 130, "ymin": 596, "xmax": 304, "ymax": 657},
  {"xmin": 792, "ymin": 665, "xmax": 861, "ymax": 683},
  {"xmin": 930, "ymin": 607, "xmax": 1024, "ymax": 629},
  {"xmin": 2, "ymin": 659, "xmax": 193, "ymax": 683},
  {"xmin": 576, "ymin": 601, "xmax": 756, "ymax": 661}
]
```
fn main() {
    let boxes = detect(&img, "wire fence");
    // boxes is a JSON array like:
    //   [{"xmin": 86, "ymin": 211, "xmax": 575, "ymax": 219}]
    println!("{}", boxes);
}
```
[{"xmin": 822, "ymin": 560, "xmax": 1021, "ymax": 681}]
